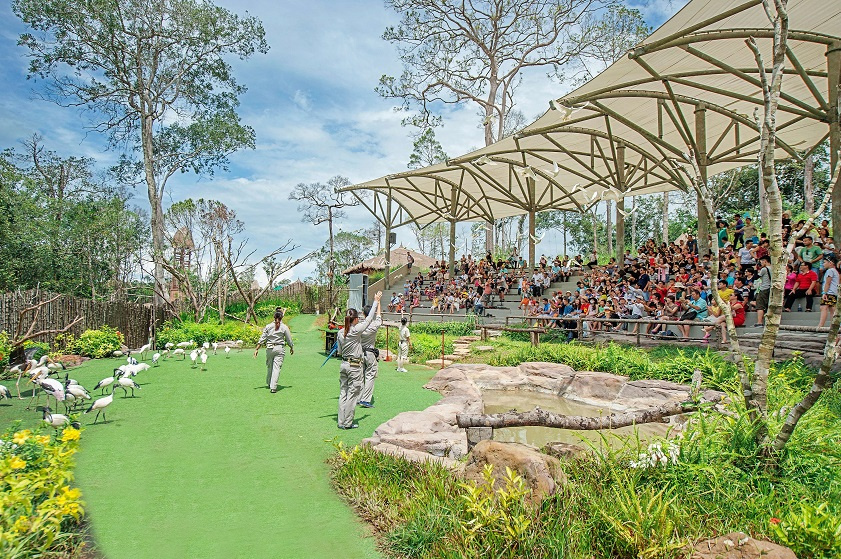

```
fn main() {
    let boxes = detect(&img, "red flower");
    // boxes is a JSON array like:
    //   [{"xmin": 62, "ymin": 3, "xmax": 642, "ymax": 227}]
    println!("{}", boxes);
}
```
[{"xmin": 770, "ymin": 517, "xmax": 781, "ymax": 525}]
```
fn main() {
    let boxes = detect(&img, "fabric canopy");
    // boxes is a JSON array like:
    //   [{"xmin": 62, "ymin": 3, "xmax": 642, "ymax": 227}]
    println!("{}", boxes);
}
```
[{"xmin": 346, "ymin": 0, "xmax": 840, "ymax": 225}]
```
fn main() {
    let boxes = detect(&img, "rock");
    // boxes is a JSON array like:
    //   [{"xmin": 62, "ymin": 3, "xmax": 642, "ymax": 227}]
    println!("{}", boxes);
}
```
[
  {"xmin": 458, "ymin": 336, "xmax": 481, "ymax": 341},
  {"xmin": 519, "ymin": 362, "xmax": 576, "ymax": 379},
  {"xmin": 690, "ymin": 532, "xmax": 797, "ymax": 559},
  {"xmin": 563, "ymin": 371, "xmax": 629, "ymax": 402},
  {"xmin": 463, "ymin": 440, "xmax": 567, "ymax": 502},
  {"xmin": 543, "ymin": 441, "xmax": 586, "ymax": 460},
  {"xmin": 426, "ymin": 359, "xmax": 453, "ymax": 367},
  {"xmin": 443, "ymin": 354, "xmax": 464, "ymax": 361},
  {"xmin": 374, "ymin": 411, "xmax": 457, "ymax": 436},
  {"xmin": 365, "ymin": 441, "xmax": 461, "ymax": 470},
  {"xmin": 475, "ymin": 345, "xmax": 495, "ymax": 351}
]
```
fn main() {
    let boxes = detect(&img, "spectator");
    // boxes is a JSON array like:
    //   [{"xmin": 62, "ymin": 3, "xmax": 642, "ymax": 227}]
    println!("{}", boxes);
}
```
[
  {"xmin": 818, "ymin": 254, "xmax": 839, "ymax": 328},
  {"xmin": 754, "ymin": 255, "xmax": 772, "ymax": 326},
  {"xmin": 784, "ymin": 261, "xmax": 818, "ymax": 312}
]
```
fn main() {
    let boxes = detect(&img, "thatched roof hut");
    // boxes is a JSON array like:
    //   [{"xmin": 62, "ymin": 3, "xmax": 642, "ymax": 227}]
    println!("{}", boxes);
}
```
[{"xmin": 343, "ymin": 246, "xmax": 438, "ymax": 275}]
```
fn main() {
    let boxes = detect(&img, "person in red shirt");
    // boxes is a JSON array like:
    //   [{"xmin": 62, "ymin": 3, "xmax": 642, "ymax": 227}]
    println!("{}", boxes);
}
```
[
  {"xmin": 784, "ymin": 264, "xmax": 818, "ymax": 311},
  {"xmin": 703, "ymin": 293, "xmax": 745, "ymax": 344}
]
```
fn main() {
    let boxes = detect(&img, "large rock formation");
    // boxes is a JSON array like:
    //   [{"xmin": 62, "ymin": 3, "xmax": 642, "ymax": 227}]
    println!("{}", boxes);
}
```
[
  {"xmin": 690, "ymin": 533, "xmax": 797, "ymax": 559},
  {"xmin": 361, "ymin": 362, "xmax": 724, "ymax": 470},
  {"xmin": 463, "ymin": 440, "xmax": 567, "ymax": 501}
]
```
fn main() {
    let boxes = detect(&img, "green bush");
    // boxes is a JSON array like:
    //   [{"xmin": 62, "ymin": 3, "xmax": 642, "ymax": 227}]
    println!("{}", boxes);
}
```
[
  {"xmin": 0, "ymin": 331, "xmax": 10, "ymax": 369},
  {"xmin": 156, "ymin": 320, "xmax": 261, "ymax": 349},
  {"xmin": 72, "ymin": 326, "xmax": 123, "ymax": 358},
  {"xmin": 410, "ymin": 317, "xmax": 478, "ymax": 337}
]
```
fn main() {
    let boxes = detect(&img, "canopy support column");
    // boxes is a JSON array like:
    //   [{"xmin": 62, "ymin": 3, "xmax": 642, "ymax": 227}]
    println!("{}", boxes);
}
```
[
  {"xmin": 449, "ymin": 184, "xmax": 458, "ymax": 275},
  {"xmin": 615, "ymin": 142, "xmax": 626, "ymax": 269},
  {"xmin": 695, "ymin": 104, "xmax": 710, "ymax": 257},
  {"xmin": 528, "ymin": 177, "xmax": 536, "ymax": 270},
  {"xmin": 828, "ymin": 42, "xmax": 841, "ymax": 248},
  {"xmin": 384, "ymin": 193, "xmax": 393, "ymax": 290},
  {"xmin": 485, "ymin": 221, "xmax": 494, "ymax": 255}
]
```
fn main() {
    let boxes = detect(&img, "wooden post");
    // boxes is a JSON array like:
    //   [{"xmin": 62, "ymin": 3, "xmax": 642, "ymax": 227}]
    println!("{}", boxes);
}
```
[
  {"xmin": 827, "ymin": 42, "xmax": 841, "ymax": 251},
  {"xmin": 528, "ymin": 177, "xmax": 536, "ymax": 270},
  {"xmin": 481, "ymin": 326, "xmax": 488, "ymax": 341},
  {"xmin": 577, "ymin": 317, "xmax": 584, "ymax": 340},
  {"xmin": 449, "ymin": 184, "xmax": 457, "ymax": 274}
]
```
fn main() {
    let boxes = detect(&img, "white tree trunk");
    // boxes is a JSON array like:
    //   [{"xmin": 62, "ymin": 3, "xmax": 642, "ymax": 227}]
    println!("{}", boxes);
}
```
[
  {"xmin": 662, "ymin": 191, "xmax": 669, "ymax": 244},
  {"xmin": 804, "ymin": 153, "xmax": 814, "ymax": 215}
]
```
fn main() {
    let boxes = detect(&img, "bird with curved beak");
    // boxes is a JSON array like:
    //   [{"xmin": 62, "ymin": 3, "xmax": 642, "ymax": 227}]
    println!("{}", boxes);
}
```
[
  {"xmin": 86, "ymin": 385, "xmax": 116, "ymax": 424},
  {"xmin": 42, "ymin": 405, "xmax": 81, "ymax": 429}
]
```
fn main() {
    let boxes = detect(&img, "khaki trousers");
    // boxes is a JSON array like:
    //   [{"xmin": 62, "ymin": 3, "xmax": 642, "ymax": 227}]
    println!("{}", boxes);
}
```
[
  {"xmin": 265, "ymin": 347, "xmax": 285, "ymax": 390},
  {"xmin": 338, "ymin": 360, "xmax": 363, "ymax": 427},
  {"xmin": 360, "ymin": 351, "xmax": 378, "ymax": 404}
]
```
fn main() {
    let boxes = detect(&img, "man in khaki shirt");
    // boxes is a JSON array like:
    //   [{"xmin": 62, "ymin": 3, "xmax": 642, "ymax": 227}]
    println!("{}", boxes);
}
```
[{"xmin": 254, "ymin": 310, "xmax": 294, "ymax": 393}]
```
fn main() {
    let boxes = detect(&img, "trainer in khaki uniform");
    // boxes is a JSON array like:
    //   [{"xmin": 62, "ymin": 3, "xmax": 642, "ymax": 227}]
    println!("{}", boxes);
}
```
[
  {"xmin": 336, "ymin": 292, "xmax": 382, "ymax": 429},
  {"xmin": 358, "ymin": 304, "xmax": 382, "ymax": 409},
  {"xmin": 254, "ymin": 310, "xmax": 294, "ymax": 393}
]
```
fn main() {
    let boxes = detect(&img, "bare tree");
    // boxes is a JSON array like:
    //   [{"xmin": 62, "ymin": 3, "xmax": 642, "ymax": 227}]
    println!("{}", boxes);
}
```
[
  {"xmin": 683, "ymin": 0, "xmax": 841, "ymax": 459},
  {"xmin": 218, "ymin": 240, "xmax": 314, "ymax": 325},
  {"xmin": 288, "ymin": 176, "xmax": 359, "ymax": 307},
  {"xmin": 379, "ymin": 0, "xmax": 607, "ymax": 251},
  {"xmin": 803, "ymin": 153, "xmax": 815, "ymax": 215}
]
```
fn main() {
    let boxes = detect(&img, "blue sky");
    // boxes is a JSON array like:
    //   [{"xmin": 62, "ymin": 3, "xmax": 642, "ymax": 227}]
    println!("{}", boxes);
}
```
[{"xmin": 0, "ymin": 0, "xmax": 684, "ymax": 282}]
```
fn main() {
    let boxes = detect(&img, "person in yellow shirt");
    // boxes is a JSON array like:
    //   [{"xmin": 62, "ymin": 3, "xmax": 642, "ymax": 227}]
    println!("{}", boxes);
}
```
[{"xmin": 717, "ymin": 279, "xmax": 733, "ymax": 302}]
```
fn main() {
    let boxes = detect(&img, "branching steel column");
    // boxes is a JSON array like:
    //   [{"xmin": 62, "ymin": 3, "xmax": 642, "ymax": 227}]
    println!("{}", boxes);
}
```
[
  {"xmin": 384, "ymin": 191, "xmax": 393, "ymax": 290},
  {"xmin": 828, "ymin": 42, "xmax": 841, "ymax": 250},
  {"xmin": 615, "ymin": 142, "xmax": 626, "ymax": 268},
  {"xmin": 695, "ymin": 104, "xmax": 710, "ymax": 257},
  {"xmin": 449, "ymin": 184, "xmax": 457, "ymax": 275},
  {"xmin": 528, "ymin": 177, "xmax": 536, "ymax": 270}
]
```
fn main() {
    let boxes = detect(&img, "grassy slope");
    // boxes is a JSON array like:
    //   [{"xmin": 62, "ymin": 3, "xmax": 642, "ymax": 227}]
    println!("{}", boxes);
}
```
[{"xmin": 0, "ymin": 314, "xmax": 441, "ymax": 559}]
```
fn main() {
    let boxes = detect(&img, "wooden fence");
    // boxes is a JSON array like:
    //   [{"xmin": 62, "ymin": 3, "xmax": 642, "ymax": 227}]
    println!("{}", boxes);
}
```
[{"xmin": 0, "ymin": 290, "xmax": 165, "ymax": 349}]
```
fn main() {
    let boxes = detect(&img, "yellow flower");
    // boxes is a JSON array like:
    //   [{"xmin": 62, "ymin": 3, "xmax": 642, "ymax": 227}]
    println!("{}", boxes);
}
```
[
  {"xmin": 13, "ymin": 516, "xmax": 31, "ymax": 534},
  {"xmin": 12, "ymin": 430, "xmax": 31, "ymax": 445},
  {"xmin": 9, "ymin": 456, "xmax": 26, "ymax": 469},
  {"xmin": 61, "ymin": 486, "xmax": 81, "ymax": 500},
  {"xmin": 61, "ymin": 428, "xmax": 80, "ymax": 442},
  {"xmin": 36, "ymin": 435, "xmax": 51, "ymax": 445}
]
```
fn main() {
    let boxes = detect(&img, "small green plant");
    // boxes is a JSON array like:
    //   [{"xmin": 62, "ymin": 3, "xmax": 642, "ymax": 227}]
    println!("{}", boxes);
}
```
[
  {"xmin": 0, "ymin": 331, "xmax": 10, "ymax": 369},
  {"xmin": 456, "ymin": 465, "xmax": 534, "ymax": 558},
  {"xmin": 72, "ymin": 326, "xmax": 123, "ymax": 358},
  {"xmin": 769, "ymin": 502, "xmax": 841, "ymax": 559}
]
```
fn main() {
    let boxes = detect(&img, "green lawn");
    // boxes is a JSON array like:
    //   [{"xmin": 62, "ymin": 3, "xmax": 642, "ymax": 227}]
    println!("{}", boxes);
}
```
[{"xmin": 0, "ymin": 314, "xmax": 441, "ymax": 559}]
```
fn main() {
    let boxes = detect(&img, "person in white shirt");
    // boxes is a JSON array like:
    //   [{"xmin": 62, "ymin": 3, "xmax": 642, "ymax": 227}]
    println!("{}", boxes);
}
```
[
  {"xmin": 819, "ymin": 254, "xmax": 839, "ymax": 328},
  {"xmin": 397, "ymin": 318, "xmax": 411, "ymax": 372}
]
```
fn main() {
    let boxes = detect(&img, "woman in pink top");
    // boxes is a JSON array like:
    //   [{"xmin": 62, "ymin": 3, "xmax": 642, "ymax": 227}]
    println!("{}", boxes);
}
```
[{"xmin": 784, "ymin": 264, "xmax": 797, "ymax": 300}]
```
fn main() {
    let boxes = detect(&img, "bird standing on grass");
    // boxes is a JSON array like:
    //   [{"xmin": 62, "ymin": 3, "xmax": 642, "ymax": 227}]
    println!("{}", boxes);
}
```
[
  {"xmin": 42, "ymin": 406, "xmax": 80, "ymax": 429},
  {"xmin": 225, "ymin": 347, "xmax": 231, "ymax": 358},
  {"xmin": 0, "ymin": 385, "xmax": 11, "ymax": 400},
  {"xmin": 190, "ymin": 350, "xmax": 198, "ymax": 367},
  {"xmin": 137, "ymin": 343, "xmax": 151, "ymax": 360},
  {"xmin": 152, "ymin": 353, "xmax": 161, "ymax": 365},
  {"xmin": 200, "ymin": 353, "xmax": 208, "ymax": 371},
  {"xmin": 212, "ymin": 342, "xmax": 219, "ymax": 354},
  {"xmin": 94, "ymin": 371, "xmax": 120, "ymax": 394},
  {"xmin": 117, "ymin": 376, "xmax": 141, "ymax": 397},
  {"xmin": 173, "ymin": 348, "xmax": 185, "ymax": 359},
  {"xmin": 86, "ymin": 385, "xmax": 116, "ymax": 424}
]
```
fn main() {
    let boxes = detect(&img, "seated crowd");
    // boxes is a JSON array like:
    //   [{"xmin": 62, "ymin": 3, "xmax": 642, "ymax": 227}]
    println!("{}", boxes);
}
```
[{"xmin": 384, "ymin": 212, "xmax": 838, "ymax": 343}]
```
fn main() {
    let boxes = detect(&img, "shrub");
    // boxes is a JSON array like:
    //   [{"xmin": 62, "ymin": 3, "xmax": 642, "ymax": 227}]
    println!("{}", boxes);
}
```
[
  {"xmin": 0, "ymin": 425, "xmax": 86, "ymax": 558},
  {"xmin": 769, "ymin": 502, "xmax": 841, "ymax": 559},
  {"xmin": 72, "ymin": 326, "xmax": 124, "ymax": 358},
  {"xmin": 410, "ymin": 317, "xmax": 478, "ymax": 336},
  {"xmin": 156, "ymin": 320, "xmax": 261, "ymax": 349},
  {"xmin": 0, "ymin": 331, "xmax": 10, "ymax": 369}
]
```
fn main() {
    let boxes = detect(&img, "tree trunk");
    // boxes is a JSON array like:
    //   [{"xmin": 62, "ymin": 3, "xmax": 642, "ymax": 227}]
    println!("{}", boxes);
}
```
[
  {"xmin": 457, "ymin": 400, "xmax": 710, "ymax": 430},
  {"xmin": 592, "ymin": 206, "xmax": 599, "ymax": 255},
  {"xmin": 563, "ymin": 211, "xmax": 568, "ymax": 256},
  {"xmin": 662, "ymin": 191, "xmax": 669, "ymax": 244},
  {"xmin": 141, "ymin": 112, "xmax": 167, "ymax": 307},
  {"xmin": 327, "ymin": 207, "xmax": 334, "ymax": 307},
  {"xmin": 803, "ymin": 153, "xmax": 814, "ymax": 215},
  {"xmin": 632, "ymin": 197, "xmax": 637, "ymax": 249},
  {"xmin": 606, "ymin": 200, "xmax": 613, "ymax": 254}
]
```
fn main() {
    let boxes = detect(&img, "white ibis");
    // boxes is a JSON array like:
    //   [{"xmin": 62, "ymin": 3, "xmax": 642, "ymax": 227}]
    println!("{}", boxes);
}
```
[
  {"xmin": 165, "ymin": 342, "xmax": 174, "ymax": 350},
  {"xmin": 47, "ymin": 361, "xmax": 66, "ymax": 373},
  {"xmin": 118, "ymin": 363, "xmax": 150, "ymax": 377},
  {"xmin": 152, "ymin": 353, "xmax": 161, "ymax": 365},
  {"xmin": 85, "ymin": 385, "xmax": 116, "ymax": 424},
  {"xmin": 190, "ymin": 350, "xmax": 198, "ymax": 367},
  {"xmin": 31, "ymin": 376, "xmax": 66, "ymax": 412},
  {"xmin": 126, "ymin": 354, "xmax": 138, "ymax": 365},
  {"xmin": 117, "ymin": 377, "xmax": 141, "ymax": 397},
  {"xmin": 43, "ymin": 406, "xmax": 80, "ymax": 429},
  {"xmin": 176, "ymin": 340, "xmax": 194, "ymax": 349},
  {"xmin": 65, "ymin": 382, "xmax": 91, "ymax": 407},
  {"xmin": 200, "ymin": 353, "xmax": 208, "ymax": 371},
  {"xmin": 224, "ymin": 347, "xmax": 231, "ymax": 358},
  {"xmin": 235, "ymin": 340, "xmax": 244, "ymax": 352},
  {"xmin": 94, "ymin": 371, "xmax": 120, "ymax": 394},
  {"xmin": 202, "ymin": 342, "xmax": 210, "ymax": 350},
  {"xmin": 173, "ymin": 348, "xmax": 185, "ymax": 359},
  {"xmin": 161, "ymin": 349, "xmax": 170, "ymax": 359},
  {"xmin": 0, "ymin": 385, "xmax": 11, "ymax": 400},
  {"xmin": 212, "ymin": 342, "xmax": 219, "ymax": 354},
  {"xmin": 137, "ymin": 343, "xmax": 151, "ymax": 360}
]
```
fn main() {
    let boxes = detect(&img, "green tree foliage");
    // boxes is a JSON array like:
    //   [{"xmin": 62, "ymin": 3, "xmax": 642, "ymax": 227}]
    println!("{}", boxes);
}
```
[
  {"xmin": 13, "ymin": 0, "xmax": 269, "ymax": 305},
  {"xmin": 408, "ymin": 128, "xmax": 448, "ymax": 169},
  {"xmin": 0, "ymin": 144, "xmax": 146, "ymax": 298},
  {"xmin": 310, "ymin": 230, "xmax": 376, "ymax": 287}
]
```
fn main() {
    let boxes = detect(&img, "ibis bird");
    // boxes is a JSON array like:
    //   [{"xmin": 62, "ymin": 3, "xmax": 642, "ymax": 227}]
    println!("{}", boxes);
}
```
[
  {"xmin": 235, "ymin": 340, "xmax": 244, "ymax": 352},
  {"xmin": 202, "ymin": 342, "xmax": 210, "ymax": 350},
  {"xmin": 94, "ymin": 371, "xmax": 120, "ymax": 394},
  {"xmin": 200, "ymin": 353, "xmax": 208, "ymax": 371},
  {"xmin": 152, "ymin": 353, "xmax": 161, "ymax": 365},
  {"xmin": 212, "ymin": 342, "xmax": 219, "ymax": 354},
  {"xmin": 161, "ymin": 349, "xmax": 170, "ymax": 359},
  {"xmin": 137, "ymin": 343, "xmax": 151, "ymax": 360},
  {"xmin": 224, "ymin": 347, "xmax": 231, "ymax": 358},
  {"xmin": 65, "ymin": 382, "xmax": 91, "ymax": 409},
  {"xmin": 165, "ymin": 342, "xmax": 174, "ymax": 350},
  {"xmin": 117, "ymin": 376, "xmax": 141, "ymax": 397},
  {"xmin": 0, "ymin": 385, "xmax": 11, "ymax": 401},
  {"xmin": 85, "ymin": 385, "xmax": 116, "ymax": 424},
  {"xmin": 31, "ymin": 375, "xmax": 66, "ymax": 412},
  {"xmin": 126, "ymin": 354, "xmax": 138, "ymax": 366},
  {"xmin": 190, "ymin": 350, "xmax": 198, "ymax": 367},
  {"xmin": 173, "ymin": 348, "xmax": 186, "ymax": 359},
  {"xmin": 176, "ymin": 340, "xmax": 195, "ymax": 349},
  {"xmin": 43, "ymin": 406, "xmax": 80, "ymax": 429},
  {"xmin": 118, "ymin": 363, "xmax": 150, "ymax": 377}
]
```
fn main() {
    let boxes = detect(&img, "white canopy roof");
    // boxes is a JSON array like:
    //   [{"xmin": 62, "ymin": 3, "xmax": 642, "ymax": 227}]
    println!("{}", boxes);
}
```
[{"xmin": 346, "ymin": 0, "xmax": 840, "ymax": 225}]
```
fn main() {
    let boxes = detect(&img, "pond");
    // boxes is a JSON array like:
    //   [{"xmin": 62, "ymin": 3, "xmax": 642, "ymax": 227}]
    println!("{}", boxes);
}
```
[{"xmin": 482, "ymin": 389, "xmax": 671, "ymax": 450}]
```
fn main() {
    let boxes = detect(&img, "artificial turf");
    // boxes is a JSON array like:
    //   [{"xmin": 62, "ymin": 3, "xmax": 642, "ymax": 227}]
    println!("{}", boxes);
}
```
[{"xmin": 0, "ymin": 314, "xmax": 441, "ymax": 559}]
